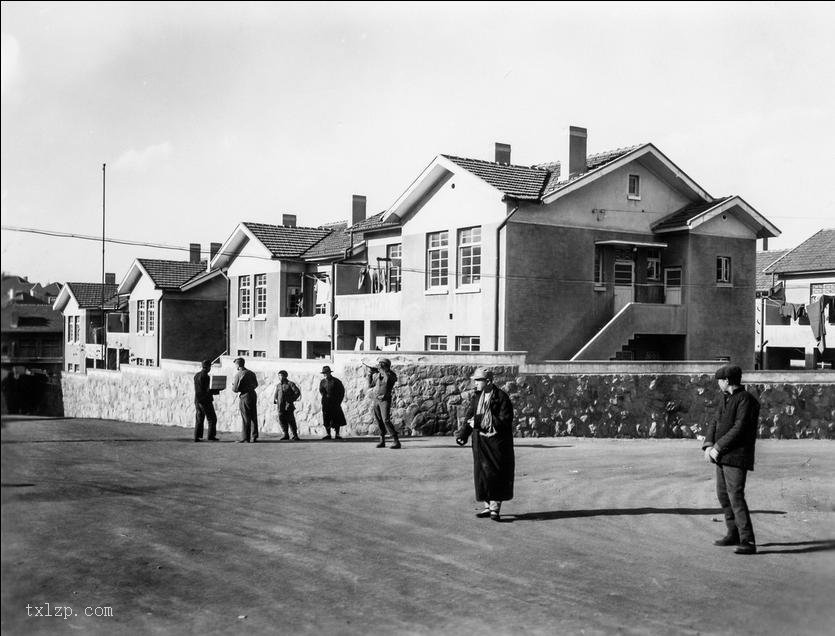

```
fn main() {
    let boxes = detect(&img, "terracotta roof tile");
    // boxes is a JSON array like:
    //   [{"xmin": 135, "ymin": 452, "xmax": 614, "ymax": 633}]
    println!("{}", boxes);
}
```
[
  {"xmin": 755, "ymin": 250, "xmax": 789, "ymax": 291},
  {"xmin": 65, "ymin": 282, "xmax": 119, "ymax": 309},
  {"xmin": 138, "ymin": 259, "xmax": 208, "ymax": 289},
  {"xmin": 243, "ymin": 223, "xmax": 331, "ymax": 259},
  {"xmin": 764, "ymin": 228, "xmax": 835, "ymax": 274},
  {"xmin": 651, "ymin": 197, "xmax": 733, "ymax": 232}
]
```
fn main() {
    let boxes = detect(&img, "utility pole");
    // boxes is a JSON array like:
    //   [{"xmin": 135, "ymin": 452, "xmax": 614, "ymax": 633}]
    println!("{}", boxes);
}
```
[{"xmin": 101, "ymin": 163, "xmax": 107, "ymax": 369}]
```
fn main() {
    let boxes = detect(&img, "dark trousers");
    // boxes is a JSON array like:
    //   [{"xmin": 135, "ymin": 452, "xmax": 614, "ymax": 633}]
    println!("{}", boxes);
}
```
[
  {"xmin": 716, "ymin": 464, "xmax": 755, "ymax": 543},
  {"xmin": 373, "ymin": 399, "xmax": 398, "ymax": 440},
  {"xmin": 278, "ymin": 410, "xmax": 298, "ymax": 437},
  {"xmin": 239, "ymin": 392, "xmax": 259, "ymax": 441},
  {"xmin": 195, "ymin": 401, "xmax": 217, "ymax": 440},
  {"xmin": 322, "ymin": 403, "xmax": 346, "ymax": 434}
]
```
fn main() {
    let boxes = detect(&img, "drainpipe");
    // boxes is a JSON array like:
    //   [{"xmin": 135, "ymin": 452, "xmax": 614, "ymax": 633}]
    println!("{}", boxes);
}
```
[
  {"xmin": 157, "ymin": 297, "xmax": 163, "ymax": 367},
  {"xmin": 330, "ymin": 262, "xmax": 337, "ymax": 354},
  {"xmin": 494, "ymin": 204, "xmax": 520, "ymax": 351}
]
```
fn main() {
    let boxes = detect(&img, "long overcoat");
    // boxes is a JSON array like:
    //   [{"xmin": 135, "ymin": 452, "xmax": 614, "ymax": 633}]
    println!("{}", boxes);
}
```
[{"xmin": 457, "ymin": 386, "xmax": 515, "ymax": 502}]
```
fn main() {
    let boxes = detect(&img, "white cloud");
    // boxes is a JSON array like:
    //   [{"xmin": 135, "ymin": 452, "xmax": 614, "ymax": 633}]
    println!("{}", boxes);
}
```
[
  {"xmin": 1, "ymin": 33, "xmax": 22, "ymax": 99},
  {"xmin": 113, "ymin": 141, "xmax": 173, "ymax": 171}
]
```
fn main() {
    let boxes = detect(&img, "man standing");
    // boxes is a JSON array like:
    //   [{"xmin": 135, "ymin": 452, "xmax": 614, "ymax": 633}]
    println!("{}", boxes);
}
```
[
  {"xmin": 367, "ymin": 357, "xmax": 400, "ymax": 449},
  {"xmin": 456, "ymin": 368, "xmax": 515, "ymax": 521},
  {"xmin": 193, "ymin": 359, "xmax": 220, "ymax": 442},
  {"xmin": 319, "ymin": 366, "xmax": 346, "ymax": 440},
  {"xmin": 232, "ymin": 357, "xmax": 259, "ymax": 443},
  {"xmin": 273, "ymin": 370, "xmax": 301, "ymax": 441},
  {"xmin": 702, "ymin": 364, "xmax": 761, "ymax": 555}
]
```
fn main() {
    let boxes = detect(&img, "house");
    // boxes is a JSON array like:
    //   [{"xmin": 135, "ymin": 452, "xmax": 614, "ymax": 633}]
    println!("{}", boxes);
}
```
[
  {"xmin": 351, "ymin": 126, "xmax": 781, "ymax": 366},
  {"xmin": 116, "ymin": 244, "xmax": 226, "ymax": 366},
  {"xmin": 758, "ymin": 228, "xmax": 835, "ymax": 369},
  {"xmin": 52, "ymin": 275, "xmax": 124, "ymax": 372}
]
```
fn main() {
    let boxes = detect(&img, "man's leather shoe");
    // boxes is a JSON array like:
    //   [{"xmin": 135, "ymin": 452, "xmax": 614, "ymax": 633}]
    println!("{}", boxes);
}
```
[
  {"xmin": 714, "ymin": 534, "xmax": 740, "ymax": 546},
  {"xmin": 334, "ymin": 434, "xmax": 342, "ymax": 440},
  {"xmin": 279, "ymin": 435, "xmax": 290, "ymax": 441},
  {"xmin": 390, "ymin": 441, "xmax": 401, "ymax": 449},
  {"xmin": 376, "ymin": 441, "xmax": 386, "ymax": 448},
  {"xmin": 321, "ymin": 434, "xmax": 332, "ymax": 440},
  {"xmin": 291, "ymin": 436, "xmax": 300, "ymax": 441},
  {"xmin": 475, "ymin": 508, "xmax": 491, "ymax": 518},
  {"xmin": 735, "ymin": 542, "xmax": 757, "ymax": 555},
  {"xmin": 490, "ymin": 511, "xmax": 501, "ymax": 521},
  {"xmin": 208, "ymin": 437, "xmax": 219, "ymax": 441}
]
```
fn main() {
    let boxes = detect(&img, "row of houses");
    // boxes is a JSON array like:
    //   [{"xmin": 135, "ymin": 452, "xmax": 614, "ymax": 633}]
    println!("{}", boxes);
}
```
[{"xmin": 50, "ymin": 126, "xmax": 833, "ymax": 371}]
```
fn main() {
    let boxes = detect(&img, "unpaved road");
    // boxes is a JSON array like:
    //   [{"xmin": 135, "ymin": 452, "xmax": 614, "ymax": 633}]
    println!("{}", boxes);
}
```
[{"xmin": 2, "ymin": 416, "xmax": 834, "ymax": 635}]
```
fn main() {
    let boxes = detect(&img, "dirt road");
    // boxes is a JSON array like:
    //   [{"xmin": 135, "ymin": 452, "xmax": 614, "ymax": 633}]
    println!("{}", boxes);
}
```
[{"xmin": 2, "ymin": 417, "xmax": 833, "ymax": 635}]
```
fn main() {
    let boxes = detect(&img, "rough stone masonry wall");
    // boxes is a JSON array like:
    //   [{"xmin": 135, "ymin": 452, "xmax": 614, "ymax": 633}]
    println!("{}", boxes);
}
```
[{"xmin": 61, "ymin": 363, "xmax": 835, "ymax": 439}]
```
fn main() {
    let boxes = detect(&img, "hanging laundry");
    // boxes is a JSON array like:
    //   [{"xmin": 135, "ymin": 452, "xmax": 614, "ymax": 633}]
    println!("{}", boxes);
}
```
[
  {"xmin": 315, "ymin": 275, "xmax": 331, "ymax": 307},
  {"xmin": 357, "ymin": 266, "xmax": 367, "ymax": 290},
  {"xmin": 806, "ymin": 298, "xmax": 827, "ymax": 353}
]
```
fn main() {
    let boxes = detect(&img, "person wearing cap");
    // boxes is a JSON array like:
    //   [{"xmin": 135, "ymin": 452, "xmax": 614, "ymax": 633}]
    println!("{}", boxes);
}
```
[
  {"xmin": 367, "ymin": 357, "xmax": 400, "ymax": 449},
  {"xmin": 319, "ymin": 365, "xmax": 346, "ymax": 440},
  {"xmin": 193, "ymin": 359, "xmax": 220, "ymax": 442},
  {"xmin": 232, "ymin": 357, "xmax": 259, "ymax": 443},
  {"xmin": 702, "ymin": 364, "xmax": 761, "ymax": 555},
  {"xmin": 273, "ymin": 370, "xmax": 301, "ymax": 441},
  {"xmin": 456, "ymin": 367, "xmax": 515, "ymax": 520}
]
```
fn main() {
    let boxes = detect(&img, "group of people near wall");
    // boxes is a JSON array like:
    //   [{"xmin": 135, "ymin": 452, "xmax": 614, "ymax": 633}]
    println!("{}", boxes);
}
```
[{"xmin": 193, "ymin": 357, "xmax": 761, "ymax": 552}]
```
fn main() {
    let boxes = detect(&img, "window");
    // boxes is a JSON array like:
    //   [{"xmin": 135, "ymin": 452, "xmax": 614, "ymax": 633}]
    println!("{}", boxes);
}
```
[
  {"xmin": 74, "ymin": 316, "xmax": 80, "ymax": 342},
  {"xmin": 716, "ymin": 256, "xmax": 732, "ymax": 284},
  {"xmin": 426, "ymin": 231, "xmax": 449, "ymax": 288},
  {"xmin": 456, "ymin": 336, "xmax": 480, "ymax": 351},
  {"xmin": 387, "ymin": 243, "xmax": 402, "ymax": 292},
  {"xmin": 254, "ymin": 274, "xmax": 267, "ymax": 316},
  {"xmin": 314, "ymin": 303, "xmax": 327, "ymax": 315},
  {"xmin": 384, "ymin": 335, "xmax": 401, "ymax": 349},
  {"xmin": 425, "ymin": 335, "xmax": 447, "ymax": 351},
  {"xmin": 594, "ymin": 247, "xmax": 604, "ymax": 285},
  {"xmin": 628, "ymin": 174, "xmax": 640, "ymax": 199},
  {"xmin": 67, "ymin": 363, "xmax": 73, "ymax": 372},
  {"xmin": 66, "ymin": 317, "xmax": 72, "ymax": 342},
  {"xmin": 74, "ymin": 364, "xmax": 80, "ymax": 372},
  {"xmin": 236, "ymin": 350, "xmax": 249, "ymax": 357},
  {"xmin": 135, "ymin": 359, "xmax": 144, "ymax": 366},
  {"xmin": 646, "ymin": 249, "xmax": 661, "ymax": 281},
  {"xmin": 457, "ymin": 227, "xmax": 482, "ymax": 286},
  {"xmin": 286, "ymin": 273, "xmax": 303, "ymax": 316},
  {"xmin": 810, "ymin": 282, "xmax": 835, "ymax": 302},
  {"xmin": 146, "ymin": 300, "xmax": 155, "ymax": 333},
  {"xmin": 146, "ymin": 358, "xmax": 154, "ymax": 367},
  {"xmin": 137, "ymin": 300, "xmax": 145, "ymax": 333},
  {"xmin": 253, "ymin": 350, "xmax": 266, "ymax": 358},
  {"xmin": 238, "ymin": 276, "xmax": 251, "ymax": 317}
]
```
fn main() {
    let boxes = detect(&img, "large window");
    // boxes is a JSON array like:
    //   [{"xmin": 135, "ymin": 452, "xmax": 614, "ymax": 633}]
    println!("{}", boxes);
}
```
[
  {"xmin": 457, "ymin": 227, "xmax": 482, "ymax": 286},
  {"xmin": 146, "ymin": 300, "xmax": 155, "ymax": 333},
  {"xmin": 387, "ymin": 243, "xmax": 402, "ymax": 292},
  {"xmin": 286, "ymin": 273, "xmax": 303, "ymax": 316},
  {"xmin": 456, "ymin": 336, "xmax": 480, "ymax": 351},
  {"xmin": 238, "ymin": 275, "xmax": 251, "ymax": 317},
  {"xmin": 67, "ymin": 317, "xmax": 73, "ymax": 342},
  {"xmin": 74, "ymin": 316, "xmax": 80, "ymax": 342},
  {"xmin": 716, "ymin": 256, "xmax": 732, "ymax": 284},
  {"xmin": 426, "ymin": 231, "xmax": 449, "ymax": 288},
  {"xmin": 254, "ymin": 274, "xmax": 267, "ymax": 316},
  {"xmin": 425, "ymin": 335, "xmax": 447, "ymax": 351},
  {"xmin": 137, "ymin": 300, "xmax": 145, "ymax": 333},
  {"xmin": 646, "ymin": 249, "xmax": 661, "ymax": 281}
]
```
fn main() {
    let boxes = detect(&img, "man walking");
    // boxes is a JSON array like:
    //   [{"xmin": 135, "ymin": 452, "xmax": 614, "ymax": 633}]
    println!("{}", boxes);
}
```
[
  {"xmin": 232, "ymin": 357, "xmax": 259, "ymax": 443},
  {"xmin": 273, "ymin": 370, "xmax": 301, "ymax": 441},
  {"xmin": 702, "ymin": 364, "xmax": 761, "ymax": 555},
  {"xmin": 193, "ymin": 359, "xmax": 220, "ymax": 442},
  {"xmin": 319, "ymin": 366, "xmax": 346, "ymax": 440},
  {"xmin": 367, "ymin": 357, "xmax": 400, "ymax": 449}
]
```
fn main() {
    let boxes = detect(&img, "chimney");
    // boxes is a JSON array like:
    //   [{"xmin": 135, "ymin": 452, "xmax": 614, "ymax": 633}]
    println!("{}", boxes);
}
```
[
  {"xmin": 495, "ymin": 142, "xmax": 511, "ymax": 165},
  {"xmin": 105, "ymin": 272, "xmax": 116, "ymax": 285},
  {"xmin": 189, "ymin": 243, "xmax": 201, "ymax": 264},
  {"xmin": 351, "ymin": 195, "xmax": 366, "ymax": 226},
  {"xmin": 282, "ymin": 214, "xmax": 297, "ymax": 228},
  {"xmin": 557, "ymin": 125, "xmax": 588, "ymax": 182},
  {"xmin": 762, "ymin": 237, "xmax": 769, "ymax": 251},
  {"xmin": 210, "ymin": 242, "xmax": 222, "ymax": 261}
]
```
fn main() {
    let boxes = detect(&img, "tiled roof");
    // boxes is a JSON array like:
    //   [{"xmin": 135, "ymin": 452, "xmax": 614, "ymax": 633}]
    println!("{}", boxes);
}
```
[
  {"xmin": 539, "ymin": 145, "xmax": 645, "ymax": 197},
  {"xmin": 651, "ymin": 197, "xmax": 733, "ymax": 232},
  {"xmin": 0, "ymin": 303, "xmax": 64, "ymax": 333},
  {"xmin": 137, "ymin": 259, "xmax": 208, "ymax": 289},
  {"xmin": 303, "ymin": 212, "xmax": 400, "ymax": 259},
  {"xmin": 65, "ymin": 282, "xmax": 119, "ymax": 309},
  {"xmin": 764, "ymin": 228, "xmax": 835, "ymax": 274},
  {"xmin": 243, "ymin": 222, "xmax": 331, "ymax": 259},
  {"xmin": 755, "ymin": 250, "xmax": 789, "ymax": 291}
]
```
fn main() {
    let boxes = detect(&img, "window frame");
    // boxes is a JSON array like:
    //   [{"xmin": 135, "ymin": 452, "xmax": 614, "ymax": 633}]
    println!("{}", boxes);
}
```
[
  {"xmin": 716, "ymin": 256, "xmax": 732, "ymax": 285},
  {"xmin": 387, "ymin": 243, "xmax": 402, "ymax": 293},
  {"xmin": 136, "ymin": 300, "xmax": 145, "ymax": 333},
  {"xmin": 254, "ymin": 273, "xmax": 267, "ymax": 317},
  {"xmin": 426, "ymin": 231, "xmax": 449, "ymax": 290},
  {"xmin": 238, "ymin": 275, "xmax": 251, "ymax": 318},
  {"xmin": 457, "ymin": 226, "xmax": 482, "ymax": 288},
  {"xmin": 646, "ymin": 248, "xmax": 661, "ymax": 281},
  {"xmin": 456, "ymin": 335, "xmax": 481, "ymax": 352},
  {"xmin": 425, "ymin": 335, "xmax": 448, "ymax": 351},
  {"xmin": 628, "ymin": 174, "xmax": 641, "ymax": 200},
  {"xmin": 146, "ymin": 299, "xmax": 156, "ymax": 334}
]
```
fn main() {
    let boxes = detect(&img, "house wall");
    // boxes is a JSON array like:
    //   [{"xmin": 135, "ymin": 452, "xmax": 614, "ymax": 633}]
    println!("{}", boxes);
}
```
[
  {"xmin": 780, "ymin": 273, "xmax": 835, "ymax": 304},
  {"xmin": 61, "ymin": 299, "xmax": 84, "ymax": 371},
  {"xmin": 161, "ymin": 276, "xmax": 227, "ymax": 363},
  {"xmin": 128, "ymin": 276, "xmax": 162, "ymax": 365},
  {"xmin": 397, "ymin": 168, "xmax": 506, "ymax": 351}
]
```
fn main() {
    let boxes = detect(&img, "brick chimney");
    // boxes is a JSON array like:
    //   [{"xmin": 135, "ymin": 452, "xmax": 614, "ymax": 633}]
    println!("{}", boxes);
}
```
[
  {"xmin": 762, "ymin": 237, "xmax": 769, "ymax": 251},
  {"xmin": 210, "ymin": 242, "xmax": 222, "ymax": 261},
  {"xmin": 351, "ymin": 195, "xmax": 366, "ymax": 226},
  {"xmin": 189, "ymin": 243, "xmax": 201, "ymax": 264},
  {"xmin": 495, "ymin": 142, "xmax": 511, "ymax": 165},
  {"xmin": 282, "ymin": 214, "xmax": 297, "ymax": 228},
  {"xmin": 557, "ymin": 125, "xmax": 588, "ymax": 182},
  {"xmin": 105, "ymin": 272, "xmax": 116, "ymax": 285}
]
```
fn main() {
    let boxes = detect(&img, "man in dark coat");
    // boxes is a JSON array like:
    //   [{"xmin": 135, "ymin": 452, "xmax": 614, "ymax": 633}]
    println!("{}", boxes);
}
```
[
  {"xmin": 273, "ymin": 370, "xmax": 301, "ymax": 441},
  {"xmin": 456, "ymin": 367, "xmax": 515, "ymax": 521},
  {"xmin": 232, "ymin": 357, "xmax": 259, "ymax": 443},
  {"xmin": 319, "ymin": 366, "xmax": 346, "ymax": 440},
  {"xmin": 367, "ymin": 357, "xmax": 400, "ymax": 449},
  {"xmin": 193, "ymin": 359, "xmax": 220, "ymax": 442},
  {"xmin": 702, "ymin": 364, "xmax": 761, "ymax": 555}
]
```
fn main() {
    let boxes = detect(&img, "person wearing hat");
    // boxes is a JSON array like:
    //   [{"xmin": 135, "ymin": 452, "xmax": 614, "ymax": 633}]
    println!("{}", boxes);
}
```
[
  {"xmin": 273, "ymin": 370, "xmax": 301, "ymax": 441},
  {"xmin": 232, "ymin": 357, "xmax": 259, "ymax": 443},
  {"xmin": 456, "ymin": 367, "xmax": 515, "ymax": 520},
  {"xmin": 319, "ymin": 365, "xmax": 346, "ymax": 439},
  {"xmin": 193, "ymin": 359, "xmax": 220, "ymax": 442},
  {"xmin": 367, "ymin": 357, "xmax": 400, "ymax": 449},
  {"xmin": 702, "ymin": 364, "xmax": 761, "ymax": 555}
]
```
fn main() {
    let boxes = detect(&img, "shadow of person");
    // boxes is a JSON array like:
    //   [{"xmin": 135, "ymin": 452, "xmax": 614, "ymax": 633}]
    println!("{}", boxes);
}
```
[
  {"xmin": 757, "ymin": 540, "xmax": 835, "ymax": 555},
  {"xmin": 503, "ymin": 507, "xmax": 788, "ymax": 522}
]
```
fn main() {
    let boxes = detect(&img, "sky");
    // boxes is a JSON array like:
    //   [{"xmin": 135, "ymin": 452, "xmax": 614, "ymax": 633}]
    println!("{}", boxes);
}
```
[{"xmin": 2, "ymin": 1, "xmax": 834, "ymax": 285}]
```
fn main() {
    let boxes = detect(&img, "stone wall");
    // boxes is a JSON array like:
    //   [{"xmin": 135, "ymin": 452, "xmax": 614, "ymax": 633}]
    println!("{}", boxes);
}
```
[{"xmin": 60, "ymin": 360, "xmax": 835, "ymax": 439}]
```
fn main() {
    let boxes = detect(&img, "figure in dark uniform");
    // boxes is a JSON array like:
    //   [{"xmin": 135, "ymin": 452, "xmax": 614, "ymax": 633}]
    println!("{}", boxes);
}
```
[
  {"xmin": 367, "ymin": 357, "xmax": 399, "ymax": 449},
  {"xmin": 232, "ymin": 357, "xmax": 259, "ymax": 443},
  {"xmin": 456, "ymin": 367, "xmax": 515, "ymax": 521},
  {"xmin": 273, "ymin": 370, "xmax": 301, "ymax": 441},
  {"xmin": 319, "ymin": 366, "xmax": 346, "ymax": 439},
  {"xmin": 194, "ymin": 359, "xmax": 220, "ymax": 442}
]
